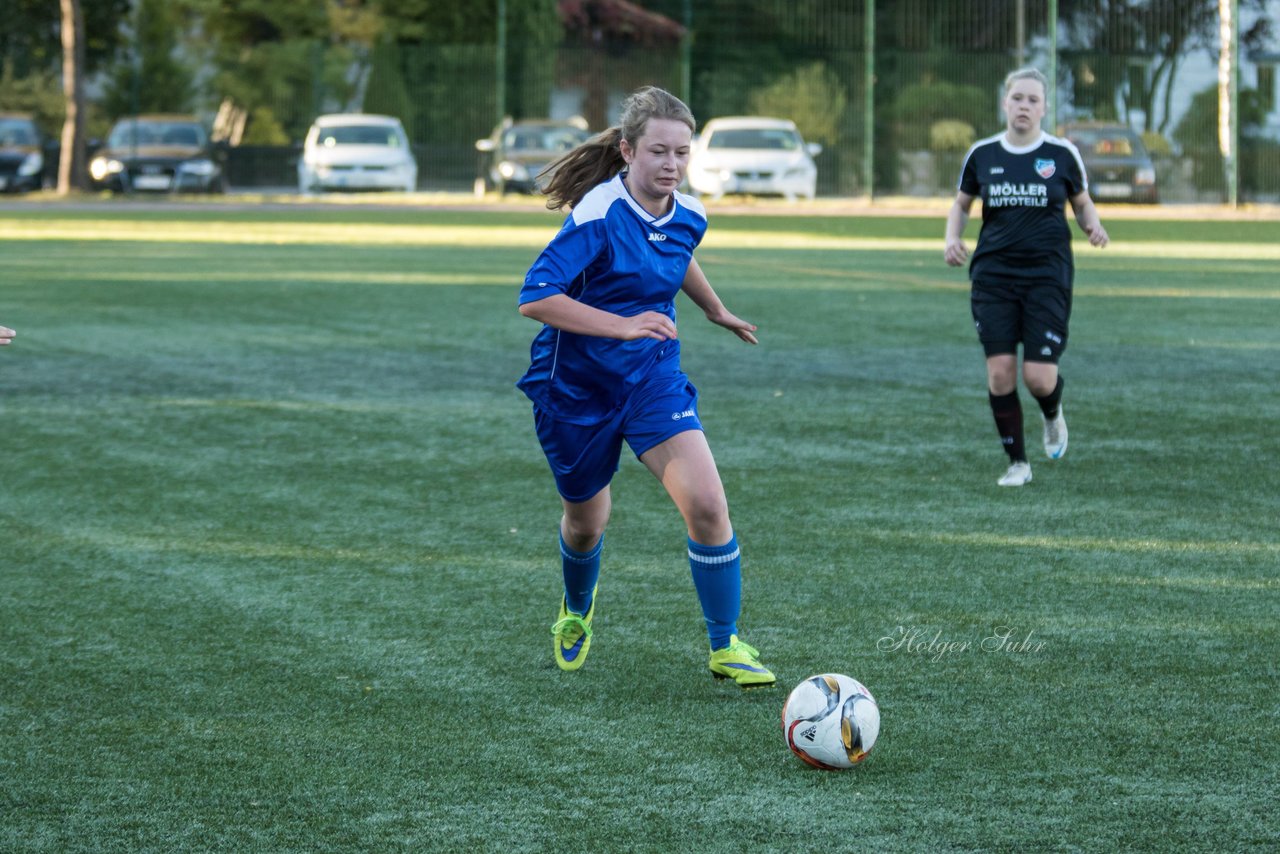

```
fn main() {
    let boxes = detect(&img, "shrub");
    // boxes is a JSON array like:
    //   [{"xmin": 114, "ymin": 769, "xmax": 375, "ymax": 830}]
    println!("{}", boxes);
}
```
[
  {"xmin": 242, "ymin": 107, "xmax": 290, "ymax": 146},
  {"xmin": 892, "ymin": 80, "xmax": 989, "ymax": 150},
  {"xmin": 930, "ymin": 120, "xmax": 975, "ymax": 153},
  {"xmin": 1141, "ymin": 131, "xmax": 1172, "ymax": 157},
  {"xmin": 747, "ymin": 62, "xmax": 848, "ymax": 148}
]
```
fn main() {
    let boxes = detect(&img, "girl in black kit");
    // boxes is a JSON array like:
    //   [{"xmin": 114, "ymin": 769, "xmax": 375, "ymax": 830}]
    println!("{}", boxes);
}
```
[{"xmin": 944, "ymin": 67, "xmax": 1109, "ymax": 487}]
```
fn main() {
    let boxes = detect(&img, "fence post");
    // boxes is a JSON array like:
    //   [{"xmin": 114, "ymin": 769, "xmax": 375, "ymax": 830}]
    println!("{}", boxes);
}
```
[
  {"xmin": 681, "ymin": 0, "xmax": 692, "ymax": 106},
  {"xmin": 1048, "ymin": 0, "xmax": 1058, "ymax": 132},
  {"xmin": 864, "ymin": 0, "xmax": 875, "ymax": 199},
  {"xmin": 1219, "ymin": 0, "xmax": 1239, "ymax": 207},
  {"xmin": 496, "ymin": 0, "xmax": 507, "ymax": 127}
]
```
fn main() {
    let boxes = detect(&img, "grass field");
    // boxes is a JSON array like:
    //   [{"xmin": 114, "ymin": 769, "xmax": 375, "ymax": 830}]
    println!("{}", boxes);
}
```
[{"xmin": 1, "ymin": 201, "xmax": 1277, "ymax": 852}]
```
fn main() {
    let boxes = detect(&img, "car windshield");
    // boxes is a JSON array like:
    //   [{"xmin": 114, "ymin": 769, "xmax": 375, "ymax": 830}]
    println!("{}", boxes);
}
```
[
  {"xmin": 109, "ymin": 120, "xmax": 206, "ymax": 148},
  {"xmin": 0, "ymin": 119, "xmax": 38, "ymax": 146},
  {"xmin": 318, "ymin": 125, "xmax": 404, "ymax": 147},
  {"xmin": 501, "ymin": 126, "xmax": 589, "ymax": 152},
  {"xmin": 706, "ymin": 128, "xmax": 801, "ymax": 150},
  {"xmin": 1069, "ymin": 129, "xmax": 1142, "ymax": 157}
]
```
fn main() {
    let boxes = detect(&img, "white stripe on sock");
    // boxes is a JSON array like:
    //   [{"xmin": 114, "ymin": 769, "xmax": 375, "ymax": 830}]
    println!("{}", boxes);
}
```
[{"xmin": 688, "ymin": 547, "xmax": 740, "ymax": 565}]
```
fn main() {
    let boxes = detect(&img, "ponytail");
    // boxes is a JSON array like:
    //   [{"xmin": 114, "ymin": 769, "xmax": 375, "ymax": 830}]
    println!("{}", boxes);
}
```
[{"xmin": 540, "ymin": 128, "xmax": 627, "ymax": 211}]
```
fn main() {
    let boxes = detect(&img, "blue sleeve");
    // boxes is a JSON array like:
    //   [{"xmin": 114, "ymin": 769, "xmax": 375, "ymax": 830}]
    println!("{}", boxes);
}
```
[{"xmin": 519, "ymin": 214, "xmax": 608, "ymax": 305}]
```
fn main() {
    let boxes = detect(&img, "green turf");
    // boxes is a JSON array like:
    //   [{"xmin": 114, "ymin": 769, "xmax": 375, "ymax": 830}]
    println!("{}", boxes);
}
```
[{"xmin": 1, "ymin": 205, "xmax": 1277, "ymax": 852}]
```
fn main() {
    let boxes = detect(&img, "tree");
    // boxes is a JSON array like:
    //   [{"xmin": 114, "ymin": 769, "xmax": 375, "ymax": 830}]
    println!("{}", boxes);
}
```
[
  {"xmin": 1, "ymin": 0, "xmax": 129, "ymax": 145},
  {"xmin": 57, "ymin": 0, "xmax": 86, "ymax": 194},
  {"xmin": 1, "ymin": 0, "xmax": 130, "ymax": 79},
  {"xmin": 101, "ymin": 0, "xmax": 197, "ymax": 118},
  {"xmin": 1059, "ymin": 0, "xmax": 1273, "ymax": 134},
  {"xmin": 196, "ymin": 0, "xmax": 347, "ymax": 143}
]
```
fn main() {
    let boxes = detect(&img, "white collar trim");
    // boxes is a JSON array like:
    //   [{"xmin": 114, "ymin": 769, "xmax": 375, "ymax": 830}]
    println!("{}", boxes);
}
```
[{"xmin": 1000, "ymin": 132, "xmax": 1046, "ymax": 154}]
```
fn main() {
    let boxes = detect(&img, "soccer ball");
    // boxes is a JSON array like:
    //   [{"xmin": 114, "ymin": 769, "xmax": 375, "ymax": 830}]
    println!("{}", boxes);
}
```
[{"xmin": 782, "ymin": 673, "xmax": 880, "ymax": 769}]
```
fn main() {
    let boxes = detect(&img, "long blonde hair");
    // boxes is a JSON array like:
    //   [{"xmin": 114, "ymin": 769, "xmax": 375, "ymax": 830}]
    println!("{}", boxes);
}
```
[{"xmin": 540, "ymin": 86, "xmax": 696, "ymax": 211}]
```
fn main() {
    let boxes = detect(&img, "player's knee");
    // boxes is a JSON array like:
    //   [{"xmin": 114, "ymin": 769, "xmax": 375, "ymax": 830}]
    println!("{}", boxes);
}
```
[
  {"xmin": 986, "ymin": 355, "xmax": 1018, "ymax": 394},
  {"xmin": 562, "ymin": 523, "xmax": 605, "ymax": 552},
  {"xmin": 562, "ymin": 507, "xmax": 609, "ymax": 550},
  {"xmin": 1022, "ymin": 365, "xmax": 1059, "ymax": 396},
  {"xmin": 682, "ymin": 493, "xmax": 730, "ymax": 543},
  {"xmin": 1025, "ymin": 378, "xmax": 1055, "ymax": 397},
  {"xmin": 987, "ymin": 370, "xmax": 1017, "ymax": 395}
]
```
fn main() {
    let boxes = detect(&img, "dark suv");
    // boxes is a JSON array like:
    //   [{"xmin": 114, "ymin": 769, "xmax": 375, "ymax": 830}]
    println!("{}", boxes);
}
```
[
  {"xmin": 1060, "ymin": 123, "xmax": 1158, "ymax": 204},
  {"xmin": 0, "ymin": 113, "xmax": 48, "ymax": 193},
  {"xmin": 89, "ymin": 114, "xmax": 225, "ymax": 193},
  {"xmin": 474, "ymin": 119, "xmax": 592, "ymax": 195}
]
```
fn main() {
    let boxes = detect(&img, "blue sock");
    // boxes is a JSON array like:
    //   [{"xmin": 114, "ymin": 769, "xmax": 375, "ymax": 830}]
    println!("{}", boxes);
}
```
[
  {"xmin": 688, "ymin": 534, "xmax": 741, "ymax": 651},
  {"xmin": 561, "ymin": 534, "xmax": 602, "ymax": 616}
]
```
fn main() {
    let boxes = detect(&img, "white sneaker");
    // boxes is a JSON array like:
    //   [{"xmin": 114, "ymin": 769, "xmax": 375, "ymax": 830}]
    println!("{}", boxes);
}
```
[
  {"xmin": 1043, "ymin": 407, "xmax": 1068, "ymax": 460},
  {"xmin": 998, "ymin": 461, "xmax": 1033, "ymax": 487}
]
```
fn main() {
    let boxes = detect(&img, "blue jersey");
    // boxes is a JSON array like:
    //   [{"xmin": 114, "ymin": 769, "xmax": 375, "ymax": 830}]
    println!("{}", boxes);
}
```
[
  {"xmin": 958, "ymin": 131, "xmax": 1089, "ymax": 288},
  {"xmin": 517, "ymin": 173, "xmax": 708, "ymax": 425}
]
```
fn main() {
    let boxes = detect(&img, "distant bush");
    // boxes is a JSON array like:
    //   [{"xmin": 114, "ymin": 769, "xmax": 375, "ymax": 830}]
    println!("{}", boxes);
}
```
[
  {"xmin": 1141, "ymin": 131, "xmax": 1172, "ymax": 157},
  {"xmin": 1173, "ymin": 84, "xmax": 1265, "ymax": 155},
  {"xmin": 1174, "ymin": 84, "xmax": 1270, "ymax": 193},
  {"xmin": 747, "ymin": 62, "xmax": 848, "ymax": 148},
  {"xmin": 893, "ymin": 81, "xmax": 989, "ymax": 150},
  {"xmin": 1241, "ymin": 137, "xmax": 1280, "ymax": 195},
  {"xmin": 930, "ymin": 120, "xmax": 975, "ymax": 153},
  {"xmin": 241, "ymin": 107, "xmax": 290, "ymax": 146}
]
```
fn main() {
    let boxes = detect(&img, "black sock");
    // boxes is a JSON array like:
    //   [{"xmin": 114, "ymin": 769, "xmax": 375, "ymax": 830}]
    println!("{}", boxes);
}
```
[
  {"xmin": 1034, "ymin": 376, "xmax": 1064, "ymax": 420},
  {"xmin": 989, "ymin": 390, "xmax": 1026, "ymax": 463}
]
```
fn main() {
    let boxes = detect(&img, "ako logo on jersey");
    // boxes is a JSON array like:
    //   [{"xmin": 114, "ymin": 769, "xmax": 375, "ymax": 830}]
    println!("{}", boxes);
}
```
[{"xmin": 1035, "ymin": 158, "xmax": 1056, "ymax": 179}]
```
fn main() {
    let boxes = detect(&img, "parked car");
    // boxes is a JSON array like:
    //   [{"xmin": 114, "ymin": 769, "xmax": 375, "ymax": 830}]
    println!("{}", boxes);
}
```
[
  {"xmin": 0, "ymin": 112, "xmax": 48, "ymax": 193},
  {"xmin": 474, "ymin": 118, "xmax": 591, "ymax": 195},
  {"xmin": 88, "ymin": 114, "xmax": 225, "ymax": 193},
  {"xmin": 687, "ymin": 117, "xmax": 821, "ymax": 201},
  {"xmin": 298, "ymin": 114, "xmax": 417, "ymax": 193},
  {"xmin": 1060, "ymin": 122, "xmax": 1158, "ymax": 204}
]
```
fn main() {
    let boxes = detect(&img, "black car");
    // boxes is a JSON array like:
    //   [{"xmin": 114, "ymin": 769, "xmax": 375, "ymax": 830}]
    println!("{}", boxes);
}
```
[
  {"xmin": 475, "ymin": 118, "xmax": 592, "ymax": 194},
  {"xmin": 0, "ymin": 113, "xmax": 48, "ymax": 193},
  {"xmin": 1060, "ymin": 123, "xmax": 1158, "ymax": 204},
  {"xmin": 89, "ymin": 114, "xmax": 225, "ymax": 193}
]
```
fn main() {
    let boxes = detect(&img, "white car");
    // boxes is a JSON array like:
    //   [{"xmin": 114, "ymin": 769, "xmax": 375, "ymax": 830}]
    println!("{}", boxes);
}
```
[
  {"xmin": 687, "ymin": 117, "xmax": 821, "ymax": 201},
  {"xmin": 298, "ymin": 114, "xmax": 417, "ymax": 193}
]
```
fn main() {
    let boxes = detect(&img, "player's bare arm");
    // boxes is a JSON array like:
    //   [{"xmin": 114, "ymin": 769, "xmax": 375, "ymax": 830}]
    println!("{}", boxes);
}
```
[
  {"xmin": 519, "ymin": 292, "xmax": 677, "ymax": 341},
  {"xmin": 681, "ymin": 257, "xmax": 758, "ymax": 344},
  {"xmin": 0, "ymin": 325, "xmax": 14, "ymax": 345},
  {"xmin": 1070, "ymin": 192, "xmax": 1109, "ymax": 248},
  {"xmin": 944, "ymin": 192, "xmax": 976, "ymax": 266}
]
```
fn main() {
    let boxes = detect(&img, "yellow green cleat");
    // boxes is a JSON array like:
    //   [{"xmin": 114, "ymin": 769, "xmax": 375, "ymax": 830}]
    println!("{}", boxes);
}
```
[
  {"xmin": 551, "ymin": 586, "xmax": 596, "ymax": 671},
  {"xmin": 708, "ymin": 635, "xmax": 775, "ymax": 689}
]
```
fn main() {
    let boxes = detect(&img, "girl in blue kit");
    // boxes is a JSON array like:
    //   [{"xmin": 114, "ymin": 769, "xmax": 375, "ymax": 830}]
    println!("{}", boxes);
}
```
[{"xmin": 516, "ymin": 86, "xmax": 774, "ymax": 688}]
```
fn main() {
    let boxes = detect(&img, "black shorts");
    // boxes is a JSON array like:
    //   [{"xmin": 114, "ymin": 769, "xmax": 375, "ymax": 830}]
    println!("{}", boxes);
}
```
[{"xmin": 970, "ymin": 278, "xmax": 1072, "ymax": 363}]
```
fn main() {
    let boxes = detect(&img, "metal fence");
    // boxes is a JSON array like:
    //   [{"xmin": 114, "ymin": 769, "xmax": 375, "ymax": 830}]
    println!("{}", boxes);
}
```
[{"xmin": 220, "ymin": 0, "xmax": 1278, "ymax": 202}]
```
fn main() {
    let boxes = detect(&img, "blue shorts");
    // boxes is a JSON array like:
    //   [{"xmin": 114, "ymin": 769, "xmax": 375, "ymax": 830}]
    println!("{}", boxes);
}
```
[{"xmin": 533, "ymin": 373, "xmax": 703, "ymax": 503}]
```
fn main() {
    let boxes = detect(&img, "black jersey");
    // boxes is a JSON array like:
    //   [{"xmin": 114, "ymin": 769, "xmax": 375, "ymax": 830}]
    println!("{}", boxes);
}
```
[{"xmin": 958, "ymin": 131, "xmax": 1089, "ymax": 288}]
